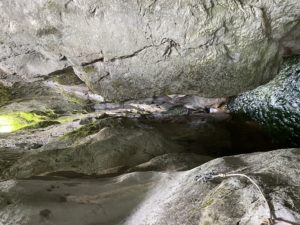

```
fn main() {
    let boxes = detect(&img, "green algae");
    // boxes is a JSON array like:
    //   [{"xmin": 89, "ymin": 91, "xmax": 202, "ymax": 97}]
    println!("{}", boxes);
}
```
[
  {"xmin": 45, "ymin": 0, "xmax": 60, "ymax": 13},
  {"xmin": 0, "ymin": 111, "xmax": 76, "ymax": 133},
  {"xmin": 203, "ymin": 222, "xmax": 212, "ymax": 225},
  {"xmin": 83, "ymin": 66, "xmax": 97, "ymax": 74},
  {"xmin": 0, "ymin": 84, "xmax": 11, "ymax": 106},
  {"xmin": 201, "ymin": 198, "xmax": 215, "ymax": 209},
  {"xmin": 62, "ymin": 120, "xmax": 101, "ymax": 141},
  {"xmin": 61, "ymin": 116, "xmax": 135, "ymax": 141},
  {"xmin": 62, "ymin": 92, "xmax": 86, "ymax": 106},
  {"xmin": 0, "ymin": 112, "xmax": 46, "ymax": 133},
  {"xmin": 51, "ymin": 67, "xmax": 83, "ymax": 85}
]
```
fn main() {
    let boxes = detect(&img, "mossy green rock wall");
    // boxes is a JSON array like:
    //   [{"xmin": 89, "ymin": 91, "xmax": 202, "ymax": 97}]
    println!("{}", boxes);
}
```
[{"xmin": 228, "ymin": 55, "xmax": 300, "ymax": 145}]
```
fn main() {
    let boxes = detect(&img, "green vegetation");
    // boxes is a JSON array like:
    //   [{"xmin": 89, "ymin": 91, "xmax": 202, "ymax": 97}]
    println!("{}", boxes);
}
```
[
  {"xmin": 0, "ymin": 84, "xmax": 11, "ymax": 106},
  {"xmin": 0, "ymin": 111, "xmax": 76, "ymax": 133},
  {"xmin": 61, "ymin": 116, "xmax": 135, "ymax": 141},
  {"xmin": 83, "ymin": 66, "xmax": 97, "ymax": 74},
  {"xmin": 0, "ymin": 112, "xmax": 46, "ymax": 133},
  {"xmin": 62, "ymin": 92, "xmax": 86, "ymax": 106},
  {"xmin": 51, "ymin": 67, "xmax": 83, "ymax": 85},
  {"xmin": 45, "ymin": 0, "xmax": 60, "ymax": 12},
  {"xmin": 201, "ymin": 198, "xmax": 215, "ymax": 209}
]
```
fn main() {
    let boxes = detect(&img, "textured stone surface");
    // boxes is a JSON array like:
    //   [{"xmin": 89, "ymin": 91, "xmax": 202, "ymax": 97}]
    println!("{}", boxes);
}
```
[
  {"xmin": 1, "ymin": 110, "xmax": 278, "ymax": 179},
  {"xmin": 0, "ymin": 83, "xmax": 10, "ymax": 106},
  {"xmin": 0, "ymin": 0, "xmax": 299, "ymax": 100},
  {"xmin": 3, "ymin": 117, "xmax": 184, "ymax": 179},
  {"xmin": 0, "ymin": 148, "xmax": 299, "ymax": 225},
  {"xmin": 228, "ymin": 55, "xmax": 300, "ymax": 146}
]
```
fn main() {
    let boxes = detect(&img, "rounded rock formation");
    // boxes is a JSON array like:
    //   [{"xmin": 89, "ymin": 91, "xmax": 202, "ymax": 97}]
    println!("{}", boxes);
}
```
[{"xmin": 0, "ymin": 0, "xmax": 299, "ymax": 100}]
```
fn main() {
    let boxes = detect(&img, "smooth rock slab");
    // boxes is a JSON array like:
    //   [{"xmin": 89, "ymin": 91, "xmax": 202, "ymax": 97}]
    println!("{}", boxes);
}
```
[
  {"xmin": 0, "ymin": 149, "xmax": 299, "ymax": 225},
  {"xmin": 0, "ymin": 0, "xmax": 299, "ymax": 100}
]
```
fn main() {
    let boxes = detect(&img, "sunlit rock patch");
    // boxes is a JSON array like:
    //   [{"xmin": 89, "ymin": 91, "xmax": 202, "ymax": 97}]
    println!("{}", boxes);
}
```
[{"xmin": 0, "ymin": 112, "xmax": 46, "ymax": 133}]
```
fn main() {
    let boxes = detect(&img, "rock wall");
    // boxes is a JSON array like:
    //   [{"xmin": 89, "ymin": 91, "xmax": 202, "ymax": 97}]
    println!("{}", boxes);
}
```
[
  {"xmin": 0, "ymin": 0, "xmax": 299, "ymax": 101},
  {"xmin": 0, "ymin": 149, "xmax": 299, "ymax": 225},
  {"xmin": 228, "ymin": 55, "xmax": 300, "ymax": 146}
]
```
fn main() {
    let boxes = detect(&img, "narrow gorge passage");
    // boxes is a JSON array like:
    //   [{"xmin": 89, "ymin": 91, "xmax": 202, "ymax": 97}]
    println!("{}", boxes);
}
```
[{"xmin": 0, "ymin": 0, "xmax": 299, "ymax": 224}]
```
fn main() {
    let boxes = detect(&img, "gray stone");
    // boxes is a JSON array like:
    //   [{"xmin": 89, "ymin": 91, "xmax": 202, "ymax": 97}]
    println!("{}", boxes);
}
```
[
  {"xmin": 228, "ymin": 55, "xmax": 300, "ymax": 146},
  {"xmin": 0, "ymin": 0, "xmax": 299, "ymax": 100},
  {"xmin": 0, "ymin": 148, "xmax": 299, "ymax": 225},
  {"xmin": 3, "ymin": 117, "xmax": 184, "ymax": 179},
  {"xmin": 129, "ymin": 153, "xmax": 213, "ymax": 172}
]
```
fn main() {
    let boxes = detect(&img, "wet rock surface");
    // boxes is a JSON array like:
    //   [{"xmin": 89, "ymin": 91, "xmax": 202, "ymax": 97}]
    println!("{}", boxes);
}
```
[{"xmin": 228, "ymin": 55, "xmax": 300, "ymax": 146}]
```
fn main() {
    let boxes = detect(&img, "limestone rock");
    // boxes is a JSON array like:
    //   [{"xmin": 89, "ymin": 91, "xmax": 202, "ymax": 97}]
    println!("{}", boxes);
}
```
[
  {"xmin": 1, "ymin": 0, "xmax": 299, "ymax": 100},
  {"xmin": 129, "ymin": 153, "xmax": 213, "ymax": 172},
  {"xmin": 228, "ymin": 55, "xmax": 300, "ymax": 146},
  {"xmin": 2, "ymin": 117, "xmax": 184, "ymax": 179},
  {"xmin": 1, "ymin": 111, "xmax": 276, "ymax": 179},
  {"xmin": 0, "ymin": 148, "xmax": 299, "ymax": 225}
]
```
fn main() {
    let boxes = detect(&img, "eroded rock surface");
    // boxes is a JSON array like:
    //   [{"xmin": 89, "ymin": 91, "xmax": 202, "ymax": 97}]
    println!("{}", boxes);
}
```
[
  {"xmin": 0, "ymin": 149, "xmax": 299, "ymax": 225},
  {"xmin": 0, "ymin": 2, "xmax": 299, "ymax": 224},
  {"xmin": 0, "ymin": 0, "xmax": 299, "ymax": 100},
  {"xmin": 228, "ymin": 55, "xmax": 300, "ymax": 146},
  {"xmin": 1, "ymin": 110, "xmax": 279, "ymax": 180}
]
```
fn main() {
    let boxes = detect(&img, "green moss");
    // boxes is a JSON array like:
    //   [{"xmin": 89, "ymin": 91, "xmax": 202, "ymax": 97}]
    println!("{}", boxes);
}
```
[
  {"xmin": 52, "ymin": 67, "xmax": 83, "ymax": 85},
  {"xmin": 204, "ymin": 222, "xmax": 211, "ymax": 225},
  {"xmin": 83, "ymin": 66, "xmax": 97, "ymax": 74},
  {"xmin": 111, "ymin": 79, "xmax": 124, "ymax": 89},
  {"xmin": 45, "ymin": 0, "xmax": 60, "ymax": 12},
  {"xmin": 201, "ymin": 198, "xmax": 215, "ymax": 208},
  {"xmin": 61, "ymin": 117, "xmax": 135, "ymax": 141},
  {"xmin": 62, "ymin": 122, "xmax": 100, "ymax": 141},
  {"xmin": 62, "ymin": 92, "xmax": 86, "ymax": 106},
  {"xmin": 61, "ymin": 117, "xmax": 106, "ymax": 141},
  {"xmin": 25, "ymin": 120, "xmax": 61, "ymax": 130},
  {"xmin": 55, "ymin": 116, "xmax": 74, "ymax": 124},
  {"xmin": 0, "ymin": 110, "xmax": 81, "ymax": 133},
  {"xmin": 0, "ymin": 112, "xmax": 46, "ymax": 133},
  {"xmin": 0, "ymin": 84, "xmax": 11, "ymax": 106},
  {"xmin": 30, "ymin": 110, "xmax": 58, "ymax": 119}
]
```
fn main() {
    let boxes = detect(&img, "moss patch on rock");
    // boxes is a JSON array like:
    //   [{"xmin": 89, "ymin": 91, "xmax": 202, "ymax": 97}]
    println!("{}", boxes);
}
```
[
  {"xmin": 51, "ymin": 67, "xmax": 83, "ymax": 85},
  {"xmin": 201, "ymin": 198, "xmax": 215, "ymax": 209},
  {"xmin": 0, "ymin": 84, "xmax": 11, "ymax": 106},
  {"xmin": 0, "ymin": 112, "xmax": 46, "ymax": 133},
  {"xmin": 82, "ymin": 65, "xmax": 97, "ymax": 74},
  {"xmin": 0, "ymin": 111, "xmax": 71, "ymax": 133},
  {"xmin": 61, "ymin": 116, "xmax": 135, "ymax": 141}
]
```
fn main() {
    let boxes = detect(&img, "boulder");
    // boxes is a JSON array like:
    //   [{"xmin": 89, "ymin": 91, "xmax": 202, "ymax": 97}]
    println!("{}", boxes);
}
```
[
  {"xmin": 0, "ymin": 148, "xmax": 299, "ymax": 225},
  {"xmin": 1, "ymin": 111, "xmax": 278, "ymax": 179},
  {"xmin": 3, "ymin": 117, "xmax": 184, "ymax": 179},
  {"xmin": 228, "ymin": 55, "xmax": 300, "ymax": 146},
  {"xmin": 0, "ymin": 0, "xmax": 299, "ymax": 100}
]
